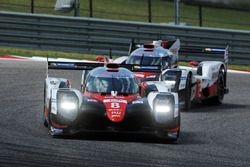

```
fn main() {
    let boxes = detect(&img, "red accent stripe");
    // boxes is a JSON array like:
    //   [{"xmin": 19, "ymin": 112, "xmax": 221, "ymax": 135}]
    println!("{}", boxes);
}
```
[
  {"xmin": 195, "ymin": 80, "xmax": 202, "ymax": 99},
  {"xmin": 207, "ymin": 81, "xmax": 218, "ymax": 97},
  {"xmin": 51, "ymin": 120, "xmax": 68, "ymax": 129},
  {"xmin": 133, "ymin": 72, "xmax": 159, "ymax": 81},
  {"xmin": 167, "ymin": 126, "xmax": 180, "ymax": 132},
  {"xmin": 0, "ymin": 55, "xmax": 28, "ymax": 59},
  {"xmin": 84, "ymin": 92, "xmax": 139, "ymax": 123},
  {"xmin": 241, "ymin": 70, "xmax": 250, "ymax": 73}
]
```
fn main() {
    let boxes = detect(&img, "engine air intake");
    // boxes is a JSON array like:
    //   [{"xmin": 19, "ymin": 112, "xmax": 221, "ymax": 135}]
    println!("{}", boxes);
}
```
[
  {"xmin": 105, "ymin": 63, "xmax": 119, "ymax": 71},
  {"xmin": 144, "ymin": 44, "xmax": 155, "ymax": 50}
]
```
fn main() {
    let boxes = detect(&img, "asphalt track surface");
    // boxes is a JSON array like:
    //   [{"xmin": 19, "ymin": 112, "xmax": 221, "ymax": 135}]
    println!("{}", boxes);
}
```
[{"xmin": 0, "ymin": 60, "xmax": 250, "ymax": 167}]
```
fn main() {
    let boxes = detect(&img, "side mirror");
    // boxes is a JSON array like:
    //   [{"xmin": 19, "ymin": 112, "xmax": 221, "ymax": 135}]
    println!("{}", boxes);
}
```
[
  {"xmin": 96, "ymin": 55, "xmax": 109, "ymax": 62},
  {"xmin": 188, "ymin": 61, "xmax": 199, "ymax": 67}
]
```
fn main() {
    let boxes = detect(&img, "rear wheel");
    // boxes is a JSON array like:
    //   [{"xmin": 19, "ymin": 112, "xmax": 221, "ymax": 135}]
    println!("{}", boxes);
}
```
[
  {"xmin": 202, "ymin": 68, "xmax": 225, "ymax": 105},
  {"xmin": 213, "ymin": 68, "xmax": 225, "ymax": 104}
]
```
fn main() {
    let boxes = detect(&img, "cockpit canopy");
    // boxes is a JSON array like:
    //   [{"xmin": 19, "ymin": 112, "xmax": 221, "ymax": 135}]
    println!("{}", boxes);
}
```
[
  {"xmin": 126, "ymin": 47, "xmax": 176, "ymax": 69},
  {"xmin": 85, "ymin": 67, "xmax": 139, "ymax": 94}
]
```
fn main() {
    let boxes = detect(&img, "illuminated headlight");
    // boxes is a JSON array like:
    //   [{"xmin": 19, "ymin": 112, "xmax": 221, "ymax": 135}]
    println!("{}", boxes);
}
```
[
  {"xmin": 153, "ymin": 94, "xmax": 174, "ymax": 114},
  {"xmin": 57, "ymin": 91, "xmax": 79, "ymax": 122},
  {"xmin": 60, "ymin": 101, "xmax": 77, "ymax": 110},
  {"xmin": 59, "ymin": 100, "xmax": 78, "ymax": 122},
  {"xmin": 155, "ymin": 105, "xmax": 171, "ymax": 113},
  {"xmin": 153, "ymin": 94, "xmax": 175, "ymax": 124}
]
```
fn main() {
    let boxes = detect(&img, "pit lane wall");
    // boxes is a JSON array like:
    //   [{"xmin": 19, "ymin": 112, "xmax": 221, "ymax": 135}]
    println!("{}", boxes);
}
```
[{"xmin": 0, "ymin": 11, "xmax": 250, "ymax": 65}]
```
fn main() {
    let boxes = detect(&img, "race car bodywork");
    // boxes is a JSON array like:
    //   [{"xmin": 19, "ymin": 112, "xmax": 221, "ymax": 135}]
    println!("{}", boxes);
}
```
[
  {"xmin": 113, "ymin": 39, "xmax": 180, "ymax": 80},
  {"xmin": 143, "ymin": 59, "xmax": 229, "ymax": 110},
  {"xmin": 44, "ymin": 62, "xmax": 180, "ymax": 141},
  {"xmin": 112, "ymin": 39, "xmax": 229, "ymax": 109}
]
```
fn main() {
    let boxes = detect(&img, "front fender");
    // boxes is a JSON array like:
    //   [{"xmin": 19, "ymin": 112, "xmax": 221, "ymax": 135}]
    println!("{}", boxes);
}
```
[{"xmin": 50, "ymin": 88, "xmax": 82, "ymax": 126}]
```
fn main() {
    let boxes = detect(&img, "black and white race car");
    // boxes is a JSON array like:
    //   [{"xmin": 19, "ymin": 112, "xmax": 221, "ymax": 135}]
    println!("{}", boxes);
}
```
[{"xmin": 43, "ymin": 62, "xmax": 180, "ymax": 141}]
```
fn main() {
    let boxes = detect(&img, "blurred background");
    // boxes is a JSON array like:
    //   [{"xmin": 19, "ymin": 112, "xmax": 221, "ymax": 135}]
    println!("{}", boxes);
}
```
[{"xmin": 0, "ymin": 0, "xmax": 250, "ymax": 30}]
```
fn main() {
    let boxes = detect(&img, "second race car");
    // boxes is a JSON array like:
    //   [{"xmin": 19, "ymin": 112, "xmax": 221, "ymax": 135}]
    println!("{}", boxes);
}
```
[{"xmin": 112, "ymin": 39, "xmax": 229, "ymax": 110}]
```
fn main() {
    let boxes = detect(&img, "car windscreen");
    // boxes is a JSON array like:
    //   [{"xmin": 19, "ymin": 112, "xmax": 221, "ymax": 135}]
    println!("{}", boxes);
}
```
[
  {"xmin": 127, "ymin": 56, "xmax": 162, "ymax": 65},
  {"xmin": 126, "ymin": 48, "xmax": 169, "ymax": 66},
  {"xmin": 86, "ymin": 75, "xmax": 139, "ymax": 94},
  {"xmin": 163, "ymin": 70, "xmax": 182, "ymax": 81}
]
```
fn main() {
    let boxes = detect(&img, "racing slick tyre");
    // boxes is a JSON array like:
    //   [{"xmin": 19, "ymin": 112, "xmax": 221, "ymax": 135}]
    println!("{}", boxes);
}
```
[
  {"xmin": 156, "ymin": 115, "xmax": 181, "ymax": 144},
  {"xmin": 184, "ymin": 73, "xmax": 192, "ymax": 110},
  {"xmin": 202, "ymin": 68, "xmax": 225, "ymax": 105},
  {"xmin": 213, "ymin": 68, "xmax": 225, "ymax": 104}
]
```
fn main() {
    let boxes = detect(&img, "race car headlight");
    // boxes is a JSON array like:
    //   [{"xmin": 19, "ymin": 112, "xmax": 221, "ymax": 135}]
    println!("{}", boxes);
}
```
[
  {"xmin": 154, "ymin": 95, "xmax": 174, "ymax": 113},
  {"xmin": 153, "ymin": 94, "xmax": 175, "ymax": 124},
  {"xmin": 60, "ymin": 101, "xmax": 77, "ymax": 110},
  {"xmin": 155, "ymin": 105, "xmax": 171, "ymax": 113},
  {"xmin": 57, "ymin": 91, "xmax": 79, "ymax": 122}
]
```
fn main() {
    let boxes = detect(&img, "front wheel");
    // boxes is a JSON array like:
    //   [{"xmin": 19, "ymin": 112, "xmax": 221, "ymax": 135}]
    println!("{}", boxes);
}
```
[{"xmin": 156, "ymin": 115, "xmax": 180, "ymax": 143}]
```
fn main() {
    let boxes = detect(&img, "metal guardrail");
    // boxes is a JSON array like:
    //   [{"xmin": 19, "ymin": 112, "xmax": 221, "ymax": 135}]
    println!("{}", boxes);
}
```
[{"xmin": 0, "ymin": 11, "xmax": 250, "ymax": 65}]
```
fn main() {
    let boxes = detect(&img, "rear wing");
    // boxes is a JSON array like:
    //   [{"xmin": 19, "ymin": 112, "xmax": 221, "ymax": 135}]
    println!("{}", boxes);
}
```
[
  {"xmin": 128, "ymin": 38, "xmax": 180, "ymax": 55},
  {"xmin": 180, "ymin": 45, "xmax": 229, "ymax": 68},
  {"xmin": 48, "ymin": 61, "xmax": 103, "ymax": 70},
  {"xmin": 48, "ymin": 61, "xmax": 162, "ymax": 73}
]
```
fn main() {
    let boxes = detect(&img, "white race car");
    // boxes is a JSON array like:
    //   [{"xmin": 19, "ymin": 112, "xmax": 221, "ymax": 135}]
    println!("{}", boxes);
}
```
[
  {"xmin": 112, "ymin": 39, "xmax": 229, "ymax": 110},
  {"xmin": 142, "ymin": 58, "xmax": 229, "ymax": 110}
]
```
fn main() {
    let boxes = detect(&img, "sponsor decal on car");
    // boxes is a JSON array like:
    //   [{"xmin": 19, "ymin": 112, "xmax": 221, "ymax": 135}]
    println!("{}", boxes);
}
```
[{"xmin": 132, "ymin": 100, "xmax": 144, "ymax": 104}]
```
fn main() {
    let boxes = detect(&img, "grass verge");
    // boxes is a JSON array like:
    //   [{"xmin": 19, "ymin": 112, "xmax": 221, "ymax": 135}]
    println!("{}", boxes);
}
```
[
  {"xmin": 0, "ymin": 47, "xmax": 96, "ymax": 60},
  {"xmin": 1, "ymin": 0, "xmax": 250, "ymax": 30},
  {"xmin": 0, "ymin": 47, "xmax": 249, "ymax": 71}
]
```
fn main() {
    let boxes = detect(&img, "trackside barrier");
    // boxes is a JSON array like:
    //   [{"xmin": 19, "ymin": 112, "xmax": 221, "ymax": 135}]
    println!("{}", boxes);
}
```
[{"xmin": 0, "ymin": 11, "xmax": 250, "ymax": 65}]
